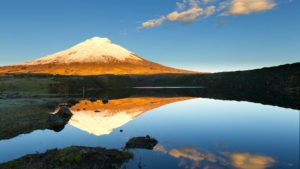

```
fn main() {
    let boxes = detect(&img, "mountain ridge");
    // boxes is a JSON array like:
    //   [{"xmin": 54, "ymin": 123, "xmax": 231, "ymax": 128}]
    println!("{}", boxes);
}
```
[
  {"xmin": 0, "ymin": 37, "xmax": 196, "ymax": 75},
  {"xmin": 17, "ymin": 37, "xmax": 142, "ymax": 65}
]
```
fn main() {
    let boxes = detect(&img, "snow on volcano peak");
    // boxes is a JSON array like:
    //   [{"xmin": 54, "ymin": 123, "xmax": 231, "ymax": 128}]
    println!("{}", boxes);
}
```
[
  {"xmin": 19, "ymin": 36, "xmax": 142, "ymax": 65},
  {"xmin": 87, "ymin": 37, "xmax": 112, "ymax": 44}
]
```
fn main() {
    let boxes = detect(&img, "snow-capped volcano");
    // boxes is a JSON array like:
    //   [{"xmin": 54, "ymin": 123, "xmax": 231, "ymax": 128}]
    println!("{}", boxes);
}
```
[
  {"xmin": 21, "ymin": 37, "xmax": 142, "ymax": 65},
  {"xmin": 0, "ymin": 36, "xmax": 195, "ymax": 75}
]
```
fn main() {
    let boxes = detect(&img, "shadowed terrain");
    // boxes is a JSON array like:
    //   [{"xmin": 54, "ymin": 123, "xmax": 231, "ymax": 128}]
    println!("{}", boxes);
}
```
[{"xmin": 0, "ymin": 146, "xmax": 133, "ymax": 169}]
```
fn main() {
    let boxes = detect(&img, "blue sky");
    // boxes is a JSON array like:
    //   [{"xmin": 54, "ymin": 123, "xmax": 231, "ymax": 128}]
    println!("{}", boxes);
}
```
[{"xmin": 0, "ymin": 0, "xmax": 299, "ymax": 72}]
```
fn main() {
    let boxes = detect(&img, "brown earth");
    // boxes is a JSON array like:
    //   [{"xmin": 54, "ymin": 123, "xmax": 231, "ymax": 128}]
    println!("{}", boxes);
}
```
[{"xmin": 0, "ymin": 57, "xmax": 197, "ymax": 75}]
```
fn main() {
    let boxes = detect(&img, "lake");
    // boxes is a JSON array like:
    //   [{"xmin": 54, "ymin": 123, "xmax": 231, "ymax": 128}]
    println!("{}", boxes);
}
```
[{"xmin": 0, "ymin": 88, "xmax": 299, "ymax": 169}]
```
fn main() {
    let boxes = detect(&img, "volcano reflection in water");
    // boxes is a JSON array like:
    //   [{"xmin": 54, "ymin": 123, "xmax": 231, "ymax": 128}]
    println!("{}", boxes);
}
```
[{"xmin": 67, "ymin": 97, "xmax": 194, "ymax": 136}]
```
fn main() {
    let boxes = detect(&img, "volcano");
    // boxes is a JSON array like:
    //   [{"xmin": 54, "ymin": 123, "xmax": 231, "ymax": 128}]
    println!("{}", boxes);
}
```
[{"xmin": 0, "ymin": 37, "xmax": 195, "ymax": 75}]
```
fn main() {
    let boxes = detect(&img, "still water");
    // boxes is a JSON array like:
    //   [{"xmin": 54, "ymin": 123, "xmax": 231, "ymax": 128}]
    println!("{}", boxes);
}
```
[{"xmin": 0, "ymin": 90, "xmax": 299, "ymax": 169}]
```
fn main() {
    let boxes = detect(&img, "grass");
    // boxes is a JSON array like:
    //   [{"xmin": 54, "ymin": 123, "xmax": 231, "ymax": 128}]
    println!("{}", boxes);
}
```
[
  {"xmin": 0, "ymin": 98, "xmax": 60, "ymax": 140},
  {"xmin": 0, "ymin": 77, "xmax": 56, "ymax": 94},
  {"xmin": 0, "ymin": 146, "xmax": 134, "ymax": 169}
]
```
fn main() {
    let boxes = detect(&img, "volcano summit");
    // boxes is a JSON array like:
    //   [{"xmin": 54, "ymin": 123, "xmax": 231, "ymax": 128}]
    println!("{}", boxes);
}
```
[{"xmin": 0, "ymin": 37, "xmax": 194, "ymax": 75}]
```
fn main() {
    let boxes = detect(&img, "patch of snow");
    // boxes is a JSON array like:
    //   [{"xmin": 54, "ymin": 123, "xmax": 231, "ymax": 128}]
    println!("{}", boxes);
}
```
[{"xmin": 19, "ymin": 36, "xmax": 141, "ymax": 65}]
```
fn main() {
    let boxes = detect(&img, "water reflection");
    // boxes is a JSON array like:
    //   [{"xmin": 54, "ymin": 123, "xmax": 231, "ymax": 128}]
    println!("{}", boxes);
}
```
[
  {"xmin": 0, "ymin": 94, "xmax": 193, "ymax": 140},
  {"xmin": 154, "ymin": 144, "xmax": 275, "ymax": 169},
  {"xmin": 0, "ymin": 88, "xmax": 298, "ymax": 169},
  {"xmin": 224, "ymin": 152, "xmax": 275, "ymax": 169},
  {"xmin": 52, "ymin": 87, "xmax": 300, "ymax": 110},
  {"xmin": 67, "ymin": 97, "xmax": 192, "ymax": 136},
  {"xmin": 154, "ymin": 145, "xmax": 217, "ymax": 169}
]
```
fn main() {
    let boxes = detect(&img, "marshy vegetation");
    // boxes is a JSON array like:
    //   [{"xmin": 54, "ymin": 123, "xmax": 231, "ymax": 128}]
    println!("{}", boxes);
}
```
[{"xmin": 0, "ymin": 146, "xmax": 134, "ymax": 169}]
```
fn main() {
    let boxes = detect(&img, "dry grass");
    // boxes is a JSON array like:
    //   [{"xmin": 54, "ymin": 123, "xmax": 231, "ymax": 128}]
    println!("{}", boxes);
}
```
[
  {"xmin": 0, "ymin": 77, "xmax": 56, "ymax": 93},
  {"xmin": 0, "ymin": 60, "xmax": 197, "ymax": 75}
]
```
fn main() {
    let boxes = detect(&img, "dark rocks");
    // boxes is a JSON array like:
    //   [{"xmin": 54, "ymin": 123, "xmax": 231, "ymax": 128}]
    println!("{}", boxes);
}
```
[
  {"xmin": 66, "ymin": 98, "xmax": 80, "ymax": 106},
  {"xmin": 48, "ymin": 106, "xmax": 73, "ymax": 132},
  {"xmin": 89, "ymin": 97, "xmax": 97, "ymax": 102},
  {"xmin": 48, "ymin": 115, "xmax": 67, "ymax": 132},
  {"xmin": 0, "ymin": 146, "xmax": 133, "ymax": 169},
  {"xmin": 102, "ymin": 98, "xmax": 109, "ymax": 104},
  {"xmin": 57, "ymin": 98, "xmax": 80, "ymax": 108},
  {"xmin": 48, "ymin": 115, "xmax": 65, "ymax": 125},
  {"xmin": 55, "ymin": 106, "xmax": 72, "ymax": 119},
  {"xmin": 125, "ymin": 135, "xmax": 158, "ymax": 150}
]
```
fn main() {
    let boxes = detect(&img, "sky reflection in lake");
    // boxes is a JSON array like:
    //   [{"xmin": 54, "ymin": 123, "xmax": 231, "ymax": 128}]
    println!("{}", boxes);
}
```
[{"xmin": 0, "ymin": 97, "xmax": 298, "ymax": 169}]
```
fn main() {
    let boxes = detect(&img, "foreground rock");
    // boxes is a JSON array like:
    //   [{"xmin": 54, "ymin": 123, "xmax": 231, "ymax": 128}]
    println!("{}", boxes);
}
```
[
  {"xmin": 48, "ymin": 106, "xmax": 73, "ymax": 132},
  {"xmin": 125, "ymin": 135, "xmax": 158, "ymax": 150},
  {"xmin": 55, "ymin": 106, "xmax": 73, "ymax": 118},
  {"xmin": 0, "ymin": 146, "xmax": 133, "ymax": 169}
]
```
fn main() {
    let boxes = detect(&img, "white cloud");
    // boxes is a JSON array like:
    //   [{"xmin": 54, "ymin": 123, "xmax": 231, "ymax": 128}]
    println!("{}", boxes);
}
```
[
  {"xmin": 221, "ymin": 0, "xmax": 276, "ymax": 16},
  {"xmin": 176, "ymin": 2, "xmax": 186, "ymax": 10},
  {"xmin": 217, "ymin": 1, "xmax": 231, "ymax": 11},
  {"xmin": 204, "ymin": 5, "xmax": 217, "ymax": 16},
  {"xmin": 167, "ymin": 5, "xmax": 216, "ymax": 23},
  {"xmin": 203, "ymin": 0, "xmax": 216, "ymax": 3},
  {"xmin": 141, "ymin": 0, "xmax": 277, "ymax": 28},
  {"xmin": 188, "ymin": 0, "xmax": 202, "ymax": 8},
  {"xmin": 142, "ymin": 16, "xmax": 166, "ymax": 28},
  {"xmin": 167, "ymin": 7, "xmax": 204, "ymax": 23},
  {"xmin": 141, "ymin": 0, "xmax": 215, "ymax": 27}
]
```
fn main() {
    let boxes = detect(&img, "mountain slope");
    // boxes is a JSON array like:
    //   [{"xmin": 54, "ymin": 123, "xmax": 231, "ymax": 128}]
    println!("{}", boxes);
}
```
[{"xmin": 0, "ymin": 37, "xmax": 196, "ymax": 75}]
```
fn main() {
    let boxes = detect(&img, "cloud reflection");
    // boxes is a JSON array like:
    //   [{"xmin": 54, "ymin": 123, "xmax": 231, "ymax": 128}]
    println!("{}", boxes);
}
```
[
  {"xmin": 154, "ymin": 145, "xmax": 217, "ymax": 169},
  {"xmin": 224, "ymin": 152, "xmax": 276, "ymax": 169},
  {"xmin": 154, "ymin": 144, "xmax": 275, "ymax": 169}
]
